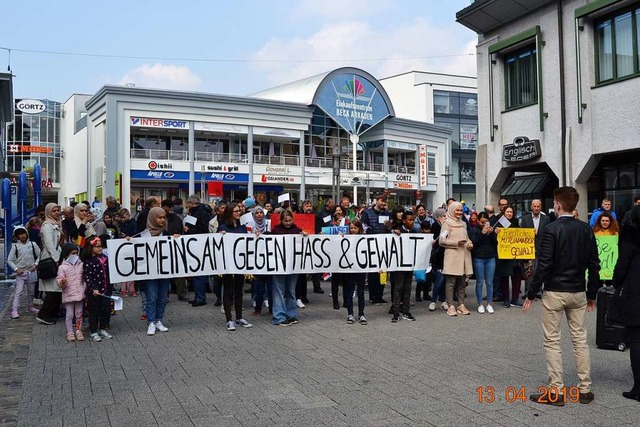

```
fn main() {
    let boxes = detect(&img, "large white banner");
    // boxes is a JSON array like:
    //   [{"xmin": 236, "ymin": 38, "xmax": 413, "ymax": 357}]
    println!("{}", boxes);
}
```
[{"xmin": 107, "ymin": 234, "xmax": 433, "ymax": 282}]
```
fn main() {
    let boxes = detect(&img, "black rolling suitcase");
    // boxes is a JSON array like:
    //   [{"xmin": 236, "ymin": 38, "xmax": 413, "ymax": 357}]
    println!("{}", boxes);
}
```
[{"xmin": 596, "ymin": 286, "xmax": 627, "ymax": 351}]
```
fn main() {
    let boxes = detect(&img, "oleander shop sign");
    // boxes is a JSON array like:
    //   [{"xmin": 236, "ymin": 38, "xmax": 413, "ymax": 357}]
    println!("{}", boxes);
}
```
[
  {"xmin": 503, "ymin": 136, "xmax": 542, "ymax": 163},
  {"xmin": 314, "ymin": 72, "xmax": 391, "ymax": 136},
  {"xmin": 107, "ymin": 234, "xmax": 433, "ymax": 281}
]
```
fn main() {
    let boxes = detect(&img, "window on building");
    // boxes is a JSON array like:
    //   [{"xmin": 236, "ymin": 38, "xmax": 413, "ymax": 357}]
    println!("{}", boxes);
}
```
[
  {"xmin": 427, "ymin": 152, "xmax": 436, "ymax": 176},
  {"xmin": 596, "ymin": 7, "xmax": 640, "ymax": 83},
  {"xmin": 504, "ymin": 45, "xmax": 538, "ymax": 109}
]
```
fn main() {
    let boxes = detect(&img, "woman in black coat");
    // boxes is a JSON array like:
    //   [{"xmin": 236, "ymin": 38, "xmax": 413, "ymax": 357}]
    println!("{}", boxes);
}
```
[{"xmin": 612, "ymin": 205, "xmax": 640, "ymax": 401}]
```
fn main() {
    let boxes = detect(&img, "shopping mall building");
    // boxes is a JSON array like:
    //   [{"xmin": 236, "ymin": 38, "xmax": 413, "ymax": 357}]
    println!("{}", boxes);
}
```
[
  {"xmin": 59, "ymin": 67, "xmax": 452, "ymax": 210},
  {"xmin": 457, "ymin": 0, "xmax": 640, "ymax": 219}
]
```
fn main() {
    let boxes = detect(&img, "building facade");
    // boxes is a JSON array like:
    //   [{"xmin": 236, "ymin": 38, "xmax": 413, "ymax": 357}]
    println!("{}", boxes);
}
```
[
  {"xmin": 379, "ymin": 72, "xmax": 478, "ymax": 208},
  {"xmin": 457, "ymin": 0, "xmax": 640, "ymax": 219},
  {"xmin": 75, "ymin": 67, "xmax": 451, "ymax": 212}
]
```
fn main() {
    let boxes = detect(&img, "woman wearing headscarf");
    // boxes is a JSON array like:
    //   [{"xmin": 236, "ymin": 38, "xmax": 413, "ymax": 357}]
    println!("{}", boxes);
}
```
[
  {"xmin": 140, "ymin": 207, "xmax": 173, "ymax": 336},
  {"xmin": 36, "ymin": 203, "xmax": 65, "ymax": 325},
  {"xmin": 612, "ymin": 205, "xmax": 640, "ymax": 402},
  {"xmin": 439, "ymin": 202, "xmax": 474, "ymax": 316},
  {"xmin": 74, "ymin": 203, "xmax": 96, "ymax": 244}
]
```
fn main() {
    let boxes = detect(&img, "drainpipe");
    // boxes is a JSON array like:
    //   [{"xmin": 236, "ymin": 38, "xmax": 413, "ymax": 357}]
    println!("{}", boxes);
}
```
[{"xmin": 558, "ymin": 0, "xmax": 567, "ymax": 186}]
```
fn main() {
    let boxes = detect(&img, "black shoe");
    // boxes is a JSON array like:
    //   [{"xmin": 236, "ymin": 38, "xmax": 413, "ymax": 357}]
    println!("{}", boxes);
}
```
[
  {"xmin": 402, "ymin": 313, "xmax": 416, "ymax": 321},
  {"xmin": 277, "ymin": 319, "xmax": 291, "ymax": 327},
  {"xmin": 391, "ymin": 314, "xmax": 400, "ymax": 323},
  {"xmin": 313, "ymin": 288, "xmax": 325, "ymax": 294},
  {"xmin": 379, "ymin": 298, "xmax": 388, "ymax": 304},
  {"xmin": 333, "ymin": 302, "xmax": 340, "ymax": 310},
  {"xmin": 510, "ymin": 300, "xmax": 523, "ymax": 308},
  {"xmin": 503, "ymin": 300, "xmax": 511, "ymax": 308},
  {"xmin": 388, "ymin": 307, "xmax": 394, "ymax": 314},
  {"xmin": 36, "ymin": 317, "xmax": 55, "ymax": 325},
  {"xmin": 622, "ymin": 391, "xmax": 640, "ymax": 402},
  {"xmin": 301, "ymin": 298, "xmax": 310, "ymax": 304},
  {"xmin": 579, "ymin": 392, "xmax": 594, "ymax": 404},
  {"xmin": 529, "ymin": 392, "xmax": 565, "ymax": 406},
  {"xmin": 178, "ymin": 296, "xmax": 189, "ymax": 301},
  {"xmin": 213, "ymin": 299, "xmax": 222, "ymax": 306},
  {"xmin": 288, "ymin": 318, "xmax": 299, "ymax": 324},
  {"xmin": 191, "ymin": 301, "xmax": 207, "ymax": 307},
  {"xmin": 415, "ymin": 295, "xmax": 423, "ymax": 302}
]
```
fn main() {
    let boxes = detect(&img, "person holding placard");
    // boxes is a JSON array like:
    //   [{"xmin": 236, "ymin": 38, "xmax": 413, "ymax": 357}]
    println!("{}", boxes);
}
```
[
  {"xmin": 218, "ymin": 203, "xmax": 253, "ymax": 332},
  {"xmin": 592, "ymin": 211, "xmax": 619, "ymax": 236},
  {"xmin": 495, "ymin": 206, "xmax": 524, "ymax": 308},
  {"xmin": 439, "ymin": 202, "xmax": 474, "ymax": 317}
]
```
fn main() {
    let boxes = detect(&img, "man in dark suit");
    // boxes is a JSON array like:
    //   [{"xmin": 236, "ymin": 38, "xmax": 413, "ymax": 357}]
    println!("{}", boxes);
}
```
[{"xmin": 520, "ymin": 199, "xmax": 551, "ymax": 298}]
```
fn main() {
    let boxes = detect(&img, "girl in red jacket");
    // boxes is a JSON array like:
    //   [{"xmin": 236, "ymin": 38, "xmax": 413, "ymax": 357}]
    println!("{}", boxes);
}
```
[{"xmin": 57, "ymin": 243, "xmax": 86, "ymax": 342}]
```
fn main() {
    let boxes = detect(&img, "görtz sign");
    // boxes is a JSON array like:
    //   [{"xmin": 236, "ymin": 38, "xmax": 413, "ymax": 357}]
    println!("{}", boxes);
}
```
[
  {"xmin": 131, "ymin": 117, "xmax": 189, "ymax": 129},
  {"xmin": 16, "ymin": 99, "xmax": 46, "ymax": 114},
  {"xmin": 503, "ymin": 136, "xmax": 542, "ymax": 163}
]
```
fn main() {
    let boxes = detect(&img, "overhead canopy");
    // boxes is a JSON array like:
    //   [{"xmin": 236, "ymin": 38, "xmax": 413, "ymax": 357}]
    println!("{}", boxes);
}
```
[
  {"xmin": 0, "ymin": 72, "xmax": 13, "ymax": 125},
  {"xmin": 456, "ymin": 0, "xmax": 555, "ymax": 34},
  {"xmin": 501, "ymin": 174, "xmax": 549, "ymax": 197}
]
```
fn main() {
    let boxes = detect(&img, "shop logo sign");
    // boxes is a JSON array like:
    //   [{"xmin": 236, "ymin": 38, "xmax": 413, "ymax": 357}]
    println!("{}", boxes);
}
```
[
  {"xmin": 148, "ymin": 161, "xmax": 173, "ymax": 170},
  {"xmin": 503, "ymin": 137, "xmax": 542, "ymax": 163},
  {"xmin": 16, "ymin": 99, "xmax": 46, "ymax": 114},
  {"xmin": 344, "ymin": 78, "xmax": 366, "ymax": 98}
]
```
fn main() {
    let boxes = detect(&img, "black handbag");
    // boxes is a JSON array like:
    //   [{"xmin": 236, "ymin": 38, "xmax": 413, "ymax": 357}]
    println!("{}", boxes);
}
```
[{"xmin": 37, "ymin": 257, "xmax": 58, "ymax": 280}]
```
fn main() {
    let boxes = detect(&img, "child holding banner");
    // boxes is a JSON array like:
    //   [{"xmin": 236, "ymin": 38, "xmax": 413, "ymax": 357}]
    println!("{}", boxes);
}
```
[
  {"xmin": 218, "ymin": 203, "xmax": 253, "ymax": 332},
  {"xmin": 340, "ymin": 219, "xmax": 368, "ymax": 325}
]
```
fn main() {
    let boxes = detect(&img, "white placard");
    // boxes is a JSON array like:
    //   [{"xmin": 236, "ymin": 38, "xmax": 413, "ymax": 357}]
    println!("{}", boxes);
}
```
[
  {"xmin": 496, "ymin": 215, "xmax": 512, "ymax": 229},
  {"xmin": 240, "ymin": 212, "xmax": 253, "ymax": 226},
  {"xmin": 323, "ymin": 215, "xmax": 331, "ymax": 223},
  {"xmin": 278, "ymin": 193, "xmax": 290, "ymax": 203},
  {"xmin": 378, "ymin": 215, "xmax": 389, "ymax": 224},
  {"xmin": 184, "ymin": 215, "xmax": 197, "ymax": 226},
  {"xmin": 107, "ymin": 234, "xmax": 434, "ymax": 281}
]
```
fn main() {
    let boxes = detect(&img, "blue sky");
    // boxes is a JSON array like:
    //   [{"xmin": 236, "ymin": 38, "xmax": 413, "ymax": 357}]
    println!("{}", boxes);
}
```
[{"xmin": 0, "ymin": 0, "xmax": 477, "ymax": 101}]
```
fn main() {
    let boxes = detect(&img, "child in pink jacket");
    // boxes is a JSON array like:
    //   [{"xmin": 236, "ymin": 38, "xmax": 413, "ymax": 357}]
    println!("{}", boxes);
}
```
[{"xmin": 57, "ymin": 243, "xmax": 86, "ymax": 342}]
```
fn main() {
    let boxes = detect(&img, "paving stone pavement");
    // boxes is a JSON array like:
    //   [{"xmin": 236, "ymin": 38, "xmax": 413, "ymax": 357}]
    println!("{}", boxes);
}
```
[{"xmin": 2, "ymin": 281, "xmax": 640, "ymax": 426}]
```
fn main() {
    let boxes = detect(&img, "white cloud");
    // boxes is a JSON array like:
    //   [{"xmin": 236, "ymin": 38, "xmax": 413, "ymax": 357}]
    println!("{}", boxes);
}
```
[
  {"xmin": 118, "ymin": 63, "xmax": 202, "ymax": 91},
  {"xmin": 250, "ymin": 17, "xmax": 477, "ymax": 87}
]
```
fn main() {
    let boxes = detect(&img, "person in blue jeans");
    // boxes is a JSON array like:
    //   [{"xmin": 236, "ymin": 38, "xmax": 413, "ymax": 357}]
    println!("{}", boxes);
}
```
[
  {"xmin": 428, "ymin": 208, "xmax": 448, "ymax": 312},
  {"xmin": 270, "ymin": 209, "xmax": 307, "ymax": 326},
  {"xmin": 468, "ymin": 211, "xmax": 497, "ymax": 314}
]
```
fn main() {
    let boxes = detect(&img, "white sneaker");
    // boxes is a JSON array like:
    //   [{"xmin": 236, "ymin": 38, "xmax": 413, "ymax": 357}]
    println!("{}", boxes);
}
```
[
  {"xmin": 155, "ymin": 321, "xmax": 168, "ymax": 332},
  {"xmin": 98, "ymin": 329, "xmax": 112, "ymax": 339},
  {"xmin": 226, "ymin": 320, "xmax": 237, "ymax": 331},
  {"xmin": 236, "ymin": 318, "xmax": 252, "ymax": 328},
  {"xmin": 428, "ymin": 302, "xmax": 437, "ymax": 311},
  {"xmin": 441, "ymin": 302, "xmax": 449, "ymax": 310},
  {"xmin": 263, "ymin": 300, "xmax": 269, "ymax": 309},
  {"xmin": 147, "ymin": 323, "xmax": 156, "ymax": 335},
  {"xmin": 296, "ymin": 299, "xmax": 306, "ymax": 309},
  {"xmin": 477, "ymin": 305, "xmax": 486, "ymax": 314},
  {"xmin": 220, "ymin": 306, "xmax": 225, "ymax": 313},
  {"xmin": 252, "ymin": 301, "xmax": 256, "ymax": 308},
  {"xmin": 486, "ymin": 304, "xmax": 495, "ymax": 314}
]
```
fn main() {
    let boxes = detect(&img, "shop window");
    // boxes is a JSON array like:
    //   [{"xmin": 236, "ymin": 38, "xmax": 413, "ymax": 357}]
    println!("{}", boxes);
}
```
[
  {"xmin": 434, "ymin": 91, "xmax": 459, "ymax": 115},
  {"xmin": 505, "ymin": 45, "xmax": 538, "ymax": 109},
  {"xmin": 595, "ymin": 7, "xmax": 640, "ymax": 83},
  {"xmin": 459, "ymin": 93, "xmax": 478, "ymax": 116},
  {"xmin": 603, "ymin": 165, "xmax": 617, "ymax": 189}
]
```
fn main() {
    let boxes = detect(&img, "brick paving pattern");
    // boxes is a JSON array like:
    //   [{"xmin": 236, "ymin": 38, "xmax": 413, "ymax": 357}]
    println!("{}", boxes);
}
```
[{"xmin": 2, "ymin": 282, "xmax": 640, "ymax": 426}]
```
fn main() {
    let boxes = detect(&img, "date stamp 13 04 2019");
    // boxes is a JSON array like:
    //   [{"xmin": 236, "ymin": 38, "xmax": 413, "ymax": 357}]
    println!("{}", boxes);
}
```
[{"xmin": 476, "ymin": 386, "xmax": 582, "ymax": 404}]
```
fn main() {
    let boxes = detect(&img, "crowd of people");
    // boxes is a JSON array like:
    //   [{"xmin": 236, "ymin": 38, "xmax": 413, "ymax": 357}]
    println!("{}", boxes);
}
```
[{"xmin": 7, "ymin": 190, "xmax": 640, "ymax": 404}]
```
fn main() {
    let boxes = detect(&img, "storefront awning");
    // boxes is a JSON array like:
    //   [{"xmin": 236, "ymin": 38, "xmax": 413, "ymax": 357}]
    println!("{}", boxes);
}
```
[{"xmin": 501, "ymin": 174, "xmax": 549, "ymax": 197}]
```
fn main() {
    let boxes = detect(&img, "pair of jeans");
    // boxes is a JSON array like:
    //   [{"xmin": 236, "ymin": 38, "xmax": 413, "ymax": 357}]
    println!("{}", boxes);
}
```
[
  {"xmin": 253, "ymin": 275, "xmax": 272, "ymax": 312},
  {"xmin": 193, "ymin": 275, "xmax": 209, "ymax": 303},
  {"xmin": 272, "ymin": 274, "xmax": 298, "ymax": 325},
  {"xmin": 473, "ymin": 257, "xmax": 495, "ymax": 305},
  {"xmin": 367, "ymin": 272, "xmax": 383, "ymax": 302},
  {"xmin": 223, "ymin": 274, "xmax": 245, "ymax": 322},
  {"xmin": 343, "ymin": 273, "xmax": 366, "ymax": 316},
  {"xmin": 144, "ymin": 278, "xmax": 170, "ymax": 323},
  {"xmin": 432, "ymin": 270, "xmax": 446, "ymax": 303}
]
